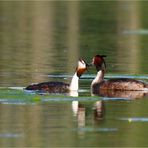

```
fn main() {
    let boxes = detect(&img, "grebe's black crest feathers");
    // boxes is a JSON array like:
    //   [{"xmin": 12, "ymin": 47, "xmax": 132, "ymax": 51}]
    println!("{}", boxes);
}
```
[{"xmin": 96, "ymin": 55, "xmax": 107, "ymax": 58}]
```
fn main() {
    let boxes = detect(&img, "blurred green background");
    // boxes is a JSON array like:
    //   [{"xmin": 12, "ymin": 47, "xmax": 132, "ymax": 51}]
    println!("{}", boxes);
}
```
[{"xmin": 0, "ymin": 1, "xmax": 148, "ymax": 87}]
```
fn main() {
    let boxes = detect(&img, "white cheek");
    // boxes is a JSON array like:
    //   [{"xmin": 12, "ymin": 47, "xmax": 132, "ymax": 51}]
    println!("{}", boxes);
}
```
[{"xmin": 78, "ymin": 61, "xmax": 86, "ymax": 69}]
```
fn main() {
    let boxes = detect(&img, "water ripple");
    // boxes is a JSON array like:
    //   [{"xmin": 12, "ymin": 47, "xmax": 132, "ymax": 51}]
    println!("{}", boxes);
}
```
[
  {"xmin": 42, "ymin": 97, "xmax": 99, "ymax": 102},
  {"xmin": 73, "ymin": 127, "xmax": 118, "ymax": 132},
  {"xmin": 47, "ymin": 74, "xmax": 148, "ymax": 80},
  {"xmin": 102, "ymin": 97, "xmax": 131, "ymax": 101},
  {"xmin": 118, "ymin": 117, "xmax": 148, "ymax": 122},
  {"xmin": 0, "ymin": 133, "xmax": 23, "ymax": 138},
  {"xmin": 123, "ymin": 29, "xmax": 148, "ymax": 35}
]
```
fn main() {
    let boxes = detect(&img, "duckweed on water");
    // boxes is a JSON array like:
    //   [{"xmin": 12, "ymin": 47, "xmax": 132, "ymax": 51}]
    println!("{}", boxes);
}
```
[{"xmin": 0, "ymin": 88, "xmax": 102, "ymax": 104}]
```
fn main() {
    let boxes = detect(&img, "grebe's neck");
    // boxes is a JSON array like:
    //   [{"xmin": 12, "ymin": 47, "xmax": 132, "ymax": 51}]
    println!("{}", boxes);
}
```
[
  {"xmin": 91, "ymin": 70, "xmax": 104, "ymax": 86},
  {"xmin": 69, "ymin": 72, "xmax": 79, "ymax": 91}
]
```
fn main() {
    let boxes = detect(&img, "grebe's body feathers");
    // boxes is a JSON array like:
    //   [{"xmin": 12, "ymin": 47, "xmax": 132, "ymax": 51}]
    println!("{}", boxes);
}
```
[
  {"xmin": 26, "ymin": 81, "xmax": 69, "ymax": 93},
  {"xmin": 25, "ymin": 59, "xmax": 87, "ymax": 94},
  {"xmin": 93, "ymin": 78, "xmax": 147, "ymax": 91},
  {"xmin": 93, "ymin": 78, "xmax": 148, "ymax": 92},
  {"xmin": 91, "ymin": 55, "xmax": 148, "ymax": 98}
]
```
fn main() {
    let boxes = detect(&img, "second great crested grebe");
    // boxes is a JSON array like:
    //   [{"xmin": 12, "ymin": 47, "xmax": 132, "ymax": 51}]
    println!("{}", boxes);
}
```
[
  {"xmin": 91, "ymin": 55, "xmax": 148, "ymax": 94},
  {"xmin": 25, "ymin": 59, "xmax": 87, "ymax": 95}
]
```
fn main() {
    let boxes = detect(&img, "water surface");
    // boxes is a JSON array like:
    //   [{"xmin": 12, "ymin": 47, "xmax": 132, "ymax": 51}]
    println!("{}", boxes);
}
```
[{"xmin": 0, "ymin": 1, "xmax": 148, "ymax": 147}]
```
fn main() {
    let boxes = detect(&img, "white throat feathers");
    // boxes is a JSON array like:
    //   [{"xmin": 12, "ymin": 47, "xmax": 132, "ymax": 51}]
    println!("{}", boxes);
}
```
[
  {"xmin": 91, "ymin": 70, "xmax": 104, "ymax": 86},
  {"xmin": 69, "ymin": 72, "xmax": 79, "ymax": 91},
  {"xmin": 69, "ymin": 59, "xmax": 87, "ymax": 94}
]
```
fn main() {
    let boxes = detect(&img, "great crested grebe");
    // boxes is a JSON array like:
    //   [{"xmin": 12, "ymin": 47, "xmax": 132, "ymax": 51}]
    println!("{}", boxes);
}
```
[
  {"xmin": 25, "ymin": 59, "xmax": 87, "ymax": 95},
  {"xmin": 91, "ymin": 55, "xmax": 148, "ymax": 95}
]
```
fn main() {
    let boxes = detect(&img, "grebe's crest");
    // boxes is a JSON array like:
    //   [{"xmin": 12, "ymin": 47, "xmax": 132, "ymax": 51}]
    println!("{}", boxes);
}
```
[
  {"xmin": 92, "ymin": 55, "xmax": 107, "ymax": 71},
  {"xmin": 76, "ymin": 58, "xmax": 87, "ymax": 77}
]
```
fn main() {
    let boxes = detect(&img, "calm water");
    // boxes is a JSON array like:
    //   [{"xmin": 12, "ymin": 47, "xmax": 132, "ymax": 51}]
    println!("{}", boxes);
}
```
[{"xmin": 0, "ymin": 1, "xmax": 148, "ymax": 147}]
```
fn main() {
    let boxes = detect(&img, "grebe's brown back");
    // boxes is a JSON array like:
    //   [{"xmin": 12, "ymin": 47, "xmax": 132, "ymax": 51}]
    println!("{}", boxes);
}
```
[
  {"xmin": 25, "ymin": 59, "xmax": 87, "ymax": 94},
  {"xmin": 91, "ymin": 55, "xmax": 148, "ymax": 95}
]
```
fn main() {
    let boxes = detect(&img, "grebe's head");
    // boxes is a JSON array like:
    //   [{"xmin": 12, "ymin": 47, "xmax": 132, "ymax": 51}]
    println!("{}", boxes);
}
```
[
  {"xmin": 92, "ymin": 55, "xmax": 106, "ymax": 71},
  {"xmin": 76, "ymin": 58, "xmax": 87, "ymax": 77}
]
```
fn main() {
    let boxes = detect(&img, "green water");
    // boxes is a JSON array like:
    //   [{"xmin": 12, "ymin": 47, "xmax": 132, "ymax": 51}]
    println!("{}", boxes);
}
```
[{"xmin": 0, "ymin": 1, "xmax": 148, "ymax": 147}]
